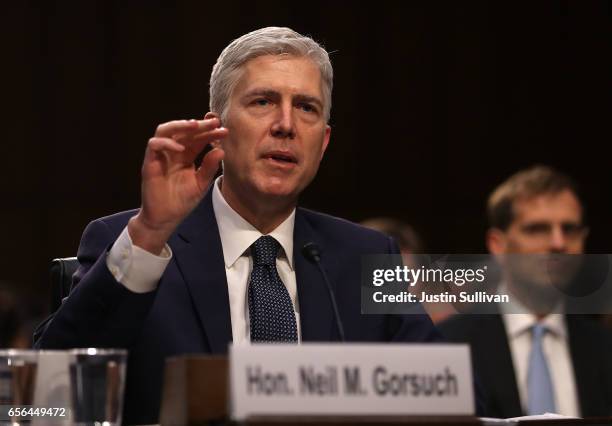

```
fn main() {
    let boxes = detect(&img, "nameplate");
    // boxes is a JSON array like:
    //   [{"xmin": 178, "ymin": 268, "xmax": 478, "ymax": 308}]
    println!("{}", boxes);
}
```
[{"xmin": 229, "ymin": 343, "xmax": 474, "ymax": 420}]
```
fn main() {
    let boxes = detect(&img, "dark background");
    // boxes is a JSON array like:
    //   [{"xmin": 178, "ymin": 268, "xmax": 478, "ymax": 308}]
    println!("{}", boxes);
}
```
[{"xmin": 2, "ymin": 1, "xmax": 611, "ymax": 314}]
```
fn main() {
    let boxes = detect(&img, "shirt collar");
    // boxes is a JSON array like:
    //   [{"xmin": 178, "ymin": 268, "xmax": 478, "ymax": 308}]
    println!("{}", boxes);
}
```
[
  {"xmin": 498, "ymin": 283, "xmax": 567, "ymax": 340},
  {"xmin": 211, "ymin": 176, "xmax": 295, "ymax": 270}
]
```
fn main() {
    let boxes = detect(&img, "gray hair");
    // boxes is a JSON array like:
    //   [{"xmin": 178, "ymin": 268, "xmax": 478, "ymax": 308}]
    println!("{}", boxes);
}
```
[{"xmin": 209, "ymin": 27, "xmax": 333, "ymax": 123}]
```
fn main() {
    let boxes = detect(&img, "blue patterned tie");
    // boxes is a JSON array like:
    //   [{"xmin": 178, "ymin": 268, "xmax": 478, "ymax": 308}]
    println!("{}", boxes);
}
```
[
  {"xmin": 527, "ymin": 323, "xmax": 557, "ymax": 414},
  {"xmin": 248, "ymin": 236, "xmax": 298, "ymax": 343}
]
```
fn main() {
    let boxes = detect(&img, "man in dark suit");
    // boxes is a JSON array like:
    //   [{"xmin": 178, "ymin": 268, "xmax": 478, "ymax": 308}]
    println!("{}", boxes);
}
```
[
  {"xmin": 35, "ymin": 27, "xmax": 439, "ymax": 424},
  {"xmin": 439, "ymin": 165, "xmax": 612, "ymax": 418}
]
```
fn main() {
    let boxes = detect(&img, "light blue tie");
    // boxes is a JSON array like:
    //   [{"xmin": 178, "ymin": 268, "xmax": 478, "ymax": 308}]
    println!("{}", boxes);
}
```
[{"xmin": 527, "ymin": 323, "xmax": 557, "ymax": 414}]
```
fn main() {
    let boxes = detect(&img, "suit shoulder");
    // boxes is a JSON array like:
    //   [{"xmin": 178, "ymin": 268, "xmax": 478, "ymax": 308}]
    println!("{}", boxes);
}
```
[
  {"xmin": 84, "ymin": 209, "xmax": 140, "ymax": 236},
  {"xmin": 438, "ymin": 314, "xmax": 492, "ymax": 342},
  {"xmin": 96, "ymin": 208, "xmax": 140, "ymax": 224},
  {"xmin": 567, "ymin": 315, "xmax": 612, "ymax": 344},
  {"xmin": 298, "ymin": 207, "xmax": 393, "ymax": 248}
]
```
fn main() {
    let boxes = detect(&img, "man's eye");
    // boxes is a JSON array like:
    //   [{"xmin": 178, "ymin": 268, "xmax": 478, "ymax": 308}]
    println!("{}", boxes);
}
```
[
  {"xmin": 523, "ymin": 224, "xmax": 550, "ymax": 235},
  {"xmin": 562, "ymin": 223, "xmax": 584, "ymax": 236},
  {"xmin": 298, "ymin": 103, "xmax": 316, "ymax": 113},
  {"xmin": 253, "ymin": 98, "xmax": 270, "ymax": 106}
]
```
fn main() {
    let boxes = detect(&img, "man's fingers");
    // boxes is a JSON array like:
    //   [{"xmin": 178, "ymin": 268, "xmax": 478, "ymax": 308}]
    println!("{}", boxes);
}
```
[
  {"xmin": 189, "ymin": 127, "xmax": 229, "ymax": 144},
  {"xmin": 177, "ymin": 127, "xmax": 229, "ymax": 156},
  {"xmin": 155, "ymin": 118, "xmax": 221, "ymax": 138},
  {"xmin": 195, "ymin": 147, "xmax": 225, "ymax": 191},
  {"xmin": 147, "ymin": 137, "xmax": 186, "ymax": 153}
]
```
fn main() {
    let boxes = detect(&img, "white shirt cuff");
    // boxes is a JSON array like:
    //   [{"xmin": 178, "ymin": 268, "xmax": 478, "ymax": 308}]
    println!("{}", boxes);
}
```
[{"xmin": 106, "ymin": 226, "xmax": 172, "ymax": 293}]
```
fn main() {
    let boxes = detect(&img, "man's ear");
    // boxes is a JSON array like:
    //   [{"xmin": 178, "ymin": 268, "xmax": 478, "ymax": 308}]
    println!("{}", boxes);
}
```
[
  {"xmin": 320, "ymin": 125, "xmax": 331, "ymax": 160},
  {"xmin": 486, "ymin": 228, "xmax": 507, "ymax": 255},
  {"xmin": 204, "ymin": 112, "xmax": 224, "ymax": 149}
]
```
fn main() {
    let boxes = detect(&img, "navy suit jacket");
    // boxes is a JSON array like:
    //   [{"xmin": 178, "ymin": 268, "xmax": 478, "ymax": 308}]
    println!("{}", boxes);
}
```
[
  {"xmin": 439, "ymin": 309, "xmax": 612, "ymax": 418},
  {"xmin": 35, "ymin": 190, "xmax": 440, "ymax": 424}
]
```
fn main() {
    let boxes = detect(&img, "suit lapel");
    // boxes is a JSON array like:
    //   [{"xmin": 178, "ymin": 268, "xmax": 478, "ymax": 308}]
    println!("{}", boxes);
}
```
[
  {"xmin": 169, "ymin": 190, "xmax": 233, "ymax": 354},
  {"xmin": 567, "ymin": 316, "xmax": 602, "ymax": 416},
  {"xmin": 476, "ymin": 313, "xmax": 523, "ymax": 417},
  {"xmin": 293, "ymin": 209, "xmax": 334, "ymax": 342}
]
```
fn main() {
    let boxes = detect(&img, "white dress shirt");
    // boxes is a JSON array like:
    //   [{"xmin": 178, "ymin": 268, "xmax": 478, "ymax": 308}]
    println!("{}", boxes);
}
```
[
  {"xmin": 499, "ymin": 290, "xmax": 580, "ymax": 416},
  {"xmin": 106, "ymin": 176, "xmax": 301, "ymax": 343}
]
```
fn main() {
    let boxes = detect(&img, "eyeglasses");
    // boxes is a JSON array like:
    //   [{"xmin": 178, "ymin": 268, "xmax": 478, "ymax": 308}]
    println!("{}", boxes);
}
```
[{"xmin": 519, "ymin": 222, "xmax": 588, "ymax": 241}]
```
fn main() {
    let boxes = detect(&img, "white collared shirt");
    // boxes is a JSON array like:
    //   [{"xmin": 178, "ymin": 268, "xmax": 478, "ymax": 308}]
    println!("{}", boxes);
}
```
[
  {"xmin": 106, "ymin": 176, "xmax": 301, "ymax": 343},
  {"xmin": 499, "ymin": 288, "xmax": 580, "ymax": 416},
  {"xmin": 211, "ymin": 176, "xmax": 300, "ymax": 343}
]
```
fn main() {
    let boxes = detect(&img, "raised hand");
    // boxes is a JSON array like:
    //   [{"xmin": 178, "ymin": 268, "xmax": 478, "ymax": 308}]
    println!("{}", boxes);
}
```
[{"xmin": 128, "ymin": 117, "xmax": 228, "ymax": 254}]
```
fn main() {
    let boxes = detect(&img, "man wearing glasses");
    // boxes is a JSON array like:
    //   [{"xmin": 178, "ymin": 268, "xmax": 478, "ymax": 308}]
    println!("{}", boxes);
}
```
[{"xmin": 440, "ymin": 165, "xmax": 612, "ymax": 418}]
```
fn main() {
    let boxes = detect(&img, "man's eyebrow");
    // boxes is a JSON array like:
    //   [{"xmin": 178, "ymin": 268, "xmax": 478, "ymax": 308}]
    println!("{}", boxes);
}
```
[
  {"xmin": 242, "ymin": 89, "xmax": 324, "ymax": 109},
  {"xmin": 521, "ymin": 222, "xmax": 551, "ymax": 228},
  {"xmin": 243, "ymin": 88, "xmax": 280, "ymax": 99}
]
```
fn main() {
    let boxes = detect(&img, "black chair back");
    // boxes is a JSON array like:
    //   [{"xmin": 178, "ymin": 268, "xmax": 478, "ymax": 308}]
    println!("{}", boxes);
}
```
[{"xmin": 50, "ymin": 257, "xmax": 79, "ymax": 312}]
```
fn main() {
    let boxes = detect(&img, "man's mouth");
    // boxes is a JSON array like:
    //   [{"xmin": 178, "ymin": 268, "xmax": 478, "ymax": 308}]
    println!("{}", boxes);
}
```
[{"xmin": 262, "ymin": 151, "xmax": 298, "ymax": 165}]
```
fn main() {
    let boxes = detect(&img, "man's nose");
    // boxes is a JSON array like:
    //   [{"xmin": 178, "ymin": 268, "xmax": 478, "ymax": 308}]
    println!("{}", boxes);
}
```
[
  {"xmin": 270, "ymin": 103, "xmax": 295, "ymax": 139},
  {"xmin": 549, "ymin": 225, "xmax": 567, "ymax": 252}
]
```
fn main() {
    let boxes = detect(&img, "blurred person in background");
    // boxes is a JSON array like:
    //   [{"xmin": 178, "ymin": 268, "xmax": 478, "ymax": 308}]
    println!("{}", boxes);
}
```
[
  {"xmin": 0, "ymin": 286, "xmax": 36, "ymax": 349},
  {"xmin": 439, "ymin": 165, "xmax": 612, "ymax": 418},
  {"xmin": 360, "ymin": 217, "xmax": 424, "ymax": 255},
  {"xmin": 361, "ymin": 217, "xmax": 457, "ymax": 323}
]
